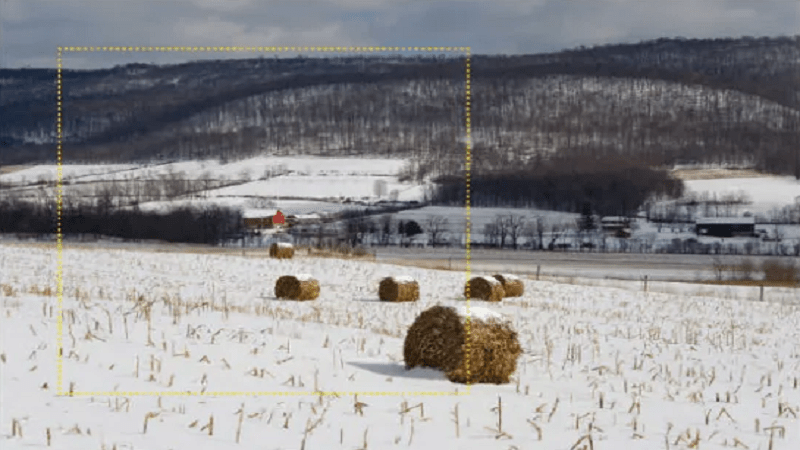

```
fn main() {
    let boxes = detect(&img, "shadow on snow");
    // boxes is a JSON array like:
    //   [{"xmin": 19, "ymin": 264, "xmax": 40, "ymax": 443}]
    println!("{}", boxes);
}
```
[{"xmin": 347, "ymin": 361, "xmax": 447, "ymax": 381}]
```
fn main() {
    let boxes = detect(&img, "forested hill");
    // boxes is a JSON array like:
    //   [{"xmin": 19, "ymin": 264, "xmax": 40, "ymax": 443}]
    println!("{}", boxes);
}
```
[{"xmin": 1, "ymin": 36, "xmax": 798, "ymax": 178}]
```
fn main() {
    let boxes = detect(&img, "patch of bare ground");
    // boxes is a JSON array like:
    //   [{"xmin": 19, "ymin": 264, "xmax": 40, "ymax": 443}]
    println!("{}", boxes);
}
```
[
  {"xmin": 0, "ymin": 165, "xmax": 31, "ymax": 175},
  {"xmin": 670, "ymin": 168, "xmax": 777, "ymax": 180}
]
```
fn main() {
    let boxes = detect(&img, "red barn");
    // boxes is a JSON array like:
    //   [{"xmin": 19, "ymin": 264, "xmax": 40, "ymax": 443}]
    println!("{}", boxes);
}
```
[
  {"xmin": 243, "ymin": 210, "xmax": 285, "ymax": 231},
  {"xmin": 272, "ymin": 210, "xmax": 285, "ymax": 225}
]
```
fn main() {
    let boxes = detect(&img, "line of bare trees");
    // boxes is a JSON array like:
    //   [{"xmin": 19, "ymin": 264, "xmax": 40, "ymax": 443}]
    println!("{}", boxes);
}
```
[{"xmin": 0, "ymin": 195, "xmax": 242, "ymax": 245}]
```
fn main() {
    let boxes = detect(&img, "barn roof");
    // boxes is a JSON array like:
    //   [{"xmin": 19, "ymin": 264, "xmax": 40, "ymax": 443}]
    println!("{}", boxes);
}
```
[
  {"xmin": 242, "ymin": 209, "xmax": 279, "ymax": 219},
  {"xmin": 290, "ymin": 213, "xmax": 321, "ymax": 220}
]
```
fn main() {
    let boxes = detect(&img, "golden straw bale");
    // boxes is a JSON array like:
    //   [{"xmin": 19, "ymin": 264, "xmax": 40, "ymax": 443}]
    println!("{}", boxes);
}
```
[
  {"xmin": 464, "ymin": 276, "xmax": 505, "ymax": 302},
  {"xmin": 378, "ymin": 276, "xmax": 420, "ymax": 302},
  {"xmin": 274, "ymin": 274, "xmax": 319, "ymax": 301},
  {"xmin": 492, "ymin": 274, "xmax": 524, "ymax": 297},
  {"xmin": 403, "ymin": 305, "xmax": 522, "ymax": 384},
  {"xmin": 269, "ymin": 242, "xmax": 295, "ymax": 259}
]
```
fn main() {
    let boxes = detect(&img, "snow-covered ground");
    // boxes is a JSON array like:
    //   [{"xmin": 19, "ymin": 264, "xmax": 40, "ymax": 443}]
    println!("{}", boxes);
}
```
[
  {"xmin": 2, "ymin": 242, "xmax": 799, "ymax": 450},
  {"xmin": 0, "ymin": 164, "xmax": 140, "ymax": 184},
  {"xmin": 0, "ymin": 156, "xmax": 407, "ymax": 184},
  {"xmin": 683, "ymin": 176, "xmax": 800, "ymax": 216},
  {"xmin": 129, "ymin": 198, "xmax": 369, "ymax": 217},
  {"xmin": 207, "ymin": 175, "xmax": 415, "ymax": 201},
  {"xmin": 0, "ymin": 156, "xmax": 432, "ymax": 226}
]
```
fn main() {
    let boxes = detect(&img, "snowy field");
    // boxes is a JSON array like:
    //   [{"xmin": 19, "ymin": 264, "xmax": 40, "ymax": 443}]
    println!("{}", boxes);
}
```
[
  {"xmin": 682, "ymin": 176, "xmax": 800, "ymax": 216},
  {"xmin": 130, "ymin": 198, "xmax": 370, "ymax": 217},
  {"xmin": 0, "ymin": 156, "xmax": 408, "ymax": 184},
  {"xmin": 0, "ymin": 164, "xmax": 140, "ymax": 184},
  {"xmin": 2, "ymin": 242, "xmax": 799, "ymax": 450},
  {"xmin": 0, "ymin": 156, "xmax": 427, "ymax": 210},
  {"xmin": 208, "ymin": 175, "xmax": 419, "ymax": 201}
]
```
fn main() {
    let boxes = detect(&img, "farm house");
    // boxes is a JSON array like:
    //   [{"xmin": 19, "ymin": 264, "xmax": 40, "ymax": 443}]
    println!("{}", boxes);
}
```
[
  {"xmin": 695, "ymin": 216, "xmax": 755, "ymax": 238},
  {"xmin": 242, "ymin": 210, "xmax": 284, "ymax": 232},
  {"xmin": 600, "ymin": 216, "xmax": 632, "ymax": 237},
  {"xmin": 286, "ymin": 213, "xmax": 323, "ymax": 226}
]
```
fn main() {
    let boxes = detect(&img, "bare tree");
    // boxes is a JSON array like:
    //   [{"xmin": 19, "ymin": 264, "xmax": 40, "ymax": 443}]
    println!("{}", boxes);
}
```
[
  {"xmin": 199, "ymin": 170, "xmax": 213, "ymax": 199},
  {"xmin": 373, "ymin": 215, "xmax": 392, "ymax": 246},
  {"xmin": 521, "ymin": 222, "xmax": 538, "ymax": 250},
  {"xmin": 144, "ymin": 178, "xmax": 162, "ymax": 201},
  {"xmin": 535, "ymin": 216, "xmax": 546, "ymax": 250},
  {"xmin": 493, "ymin": 216, "xmax": 511, "ymax": 248},
  {"xmin": 483, "ymin": 222, "xmax": 500, "ymax": 247},
  {"xmin": 547, "ymin": 220, "xmax": 570, "ymax": 250},
  {"xmin": 773, "ymin": 224, "xmax": 785, "ymax": 255},
  {"xmin": 239, "ymin": 167, "xmax": 252, "ymax": 183},
  {"xmin": 425, "ymin": 215, "xmax": 449, "ymax": 248},
  {"xmin": 96, "ymin": 184, "xmax": 114, "ymax": 216},
  {"xmin": 504, "ymin": 215, "xmax": 525, "ymax": 250},
  {"xmin": 160, "ymin": 167, "xmax": 183, "ymax": 199}
]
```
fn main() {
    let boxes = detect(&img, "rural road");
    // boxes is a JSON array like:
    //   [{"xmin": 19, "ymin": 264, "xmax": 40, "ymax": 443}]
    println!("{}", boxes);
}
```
[
  {"xmin": 374, "ymin": 247, "xmax": 773, "ymax": 282},
  {"xmin": 0, "ymin": 236, "xmax": 774, "ymax": 283}
]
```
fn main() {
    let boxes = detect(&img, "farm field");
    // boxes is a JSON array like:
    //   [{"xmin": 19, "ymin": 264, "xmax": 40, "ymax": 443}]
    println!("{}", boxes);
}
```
[
  {"xmin": 682, "ymin": 176, "xmax": 800, "ymax": 216},
  {"xmin": 0, "ymin": 156, "xmax": 407, "ymax": 185},
  {"xmin": 207, "ymin": 175, "xmax": 418, "ymax": 202},
  {"xmin": 2, "ymin": 242, "xmax": 799, "ymax": 449},
  {"xmin": 0, "ymin": 156, "xmax": 431, "ymax": 218}
]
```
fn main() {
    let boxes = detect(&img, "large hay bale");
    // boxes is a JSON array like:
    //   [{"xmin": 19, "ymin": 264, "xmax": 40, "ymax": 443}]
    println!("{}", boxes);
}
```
[
  {"xmin": 492, "ymin": 273, "xmax": 524, "ymax": 297},
  {"xmin": 464, "ymin": 276, "xmax": 505, "ymax": 302},
  {"xmin": 269, "ymin": 242, "xmax": 295, "ymax": 259},
  {"xmin": 275, "ymin": 274, "xmax": 319, "ymax": 300},
  {"xmin": 378, "ymin": 276, "xmax": 420, "ymax": 302},
  {"xmin": 403, "ymin": 305, "xmax": 522, "ymax": 384}
]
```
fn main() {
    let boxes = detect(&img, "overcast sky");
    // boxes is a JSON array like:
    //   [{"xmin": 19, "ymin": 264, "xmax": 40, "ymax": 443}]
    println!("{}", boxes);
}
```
[{"xmin": 1, "ymin": 0, "xmax": 797, "ymax": 69}]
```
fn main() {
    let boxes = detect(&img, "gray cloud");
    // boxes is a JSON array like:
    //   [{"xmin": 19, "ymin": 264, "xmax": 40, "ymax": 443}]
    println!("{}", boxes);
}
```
[{"xmin": 0, "ymin": 0, "xmax": 796, "ymax": 69}]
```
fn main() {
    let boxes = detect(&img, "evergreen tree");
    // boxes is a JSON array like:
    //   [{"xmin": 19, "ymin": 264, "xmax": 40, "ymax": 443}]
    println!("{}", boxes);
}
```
[
  {"xmin": 579, "ymin": 202, "xmax": 596, "ymax": 231},
  {"xmin": 403, "ymin": 220, "xmax": 423, "ymax": 237}
]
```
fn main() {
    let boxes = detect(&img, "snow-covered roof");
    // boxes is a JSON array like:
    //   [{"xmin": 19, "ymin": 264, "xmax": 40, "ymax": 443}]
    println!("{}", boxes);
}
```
[
  {"xmin": 242, "ymin": 209, "xmax": 279, "ymax": 219},
  {"xmin": 601, "ymin": 216, "xmax": 629, "ymax": 222}
]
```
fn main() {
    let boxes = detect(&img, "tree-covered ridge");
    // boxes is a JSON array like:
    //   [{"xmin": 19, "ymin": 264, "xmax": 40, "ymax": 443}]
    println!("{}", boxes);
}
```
[{"xmin": 0, "ymin": 36, "xmax": 797, "ymax": 180}]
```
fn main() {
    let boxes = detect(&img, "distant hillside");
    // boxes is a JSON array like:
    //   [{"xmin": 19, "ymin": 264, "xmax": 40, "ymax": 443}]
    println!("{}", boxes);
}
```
[
  {"xmin": 1, "ymin": 36, "xmax": 798, "ymax": 178},
  {"xmin": 474, "ymin": 36, "xmax": 800, "ymax": 111}
]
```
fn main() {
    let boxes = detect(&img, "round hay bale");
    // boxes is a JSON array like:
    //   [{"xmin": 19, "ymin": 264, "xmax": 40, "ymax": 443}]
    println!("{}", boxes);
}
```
[
  {"xmin": 403, "ymin": 305, "xmax": 522, "ymax": 384},
  {"xmin": 492, "ymin": 273, "xmax": 524, "ymax": 297},
  {"xmin": 274, "ymin": 274, "xmax": 319, "ymax": 300},
  {"xmin": 464, "ymin": 276, "xmax": 505, "ymax": 302},
  {"xmin": 378, "ymin": 276, "xmax": 419, "ymax": 302},
  {"xmin": 269, "ymin": 242, "xmax": 295, "ymax": 259}
]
